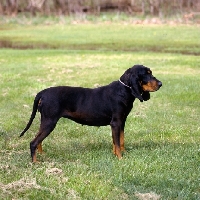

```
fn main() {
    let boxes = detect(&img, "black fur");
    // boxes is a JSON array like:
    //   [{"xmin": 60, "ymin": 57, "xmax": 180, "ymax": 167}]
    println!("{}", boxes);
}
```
[{"xmin": 20, "ymin": 65, "xmax": 162, "ymax": 162}]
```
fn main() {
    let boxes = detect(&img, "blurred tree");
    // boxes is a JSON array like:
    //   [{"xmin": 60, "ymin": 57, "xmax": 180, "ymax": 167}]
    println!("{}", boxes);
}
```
[
  {"xmin": 0, "ymin": 0, "xmax": 199, "ymax": 17},
  {"xmin": 6, "ymin": 0, "xmax": 18, "ymax": 16},
  {"xmin": 0, "ymin": 2, "xmax": 3, "ymax": 15}
]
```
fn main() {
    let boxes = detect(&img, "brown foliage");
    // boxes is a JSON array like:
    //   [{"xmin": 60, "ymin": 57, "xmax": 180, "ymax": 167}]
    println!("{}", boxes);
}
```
[{"xmin": 0, "ymin": 0, "xmax": 200, "ymax": 16}]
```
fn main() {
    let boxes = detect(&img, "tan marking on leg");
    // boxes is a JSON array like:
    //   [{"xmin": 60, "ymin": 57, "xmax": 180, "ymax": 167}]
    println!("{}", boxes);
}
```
[
  {"xmin": 32, "ymin": 152, "xmax": 37, "ymax": 163},
  {"xmin": 113, "ymin": 142, "xmax": 116, "ymax": 154},
  {"xmin": 38, "ymin": 99, "xmax": 42, "ymax": 106},
  {"xmin": 115, "ymin": 145, "xmax": 122, "ymax": 159},
  {"xmin": 120, "ymin": 130, "xmax": 125, "ymax": 152},
  {"xmin": 111, "ymin": 126, "xmax": 122, "ymax": 159},
  {"xmin": 113, "ymin": 142, "xmax": 122, "ymax": 159},
  {"xmin": 37, "ymin": 143, "xmax": 43, "ymax": 154}
]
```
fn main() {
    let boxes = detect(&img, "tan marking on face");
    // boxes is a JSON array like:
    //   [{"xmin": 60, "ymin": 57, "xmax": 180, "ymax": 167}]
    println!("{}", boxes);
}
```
[{"xmin": 142, "ymin": 80, "xmax": 160, "ymax": 92}]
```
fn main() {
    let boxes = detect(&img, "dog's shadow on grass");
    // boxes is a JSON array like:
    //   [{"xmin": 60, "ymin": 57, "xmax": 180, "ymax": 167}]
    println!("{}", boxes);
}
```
[
  {"xmin": 39, "ymin": 135, "xmax": 177, "ymax": 162},
  {"xmin": 45, "ymin": 139, "xmax": 113, "ymax": 161},
  {"xmin": 18, "ymin": 128, "xmax": 188, "ymax": 163}
]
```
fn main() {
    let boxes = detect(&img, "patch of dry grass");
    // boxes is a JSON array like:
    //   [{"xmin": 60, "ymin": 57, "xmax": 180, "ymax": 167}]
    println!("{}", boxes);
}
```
[{"xmin": 135, "ymin": 192, "xmax": 161, "ymax": 200}]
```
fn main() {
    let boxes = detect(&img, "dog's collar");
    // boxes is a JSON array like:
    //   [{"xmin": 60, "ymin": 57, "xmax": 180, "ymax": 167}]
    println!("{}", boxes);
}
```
[{"xmin": 118, "ymin": 79, "xmax": 131, "ymax": 89}]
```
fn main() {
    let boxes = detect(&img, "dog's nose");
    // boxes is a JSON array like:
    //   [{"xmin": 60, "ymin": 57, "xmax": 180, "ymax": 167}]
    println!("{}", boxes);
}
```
[{"xmin": 158, "ymin": 81, "xmax": 162, "ymax": 88}]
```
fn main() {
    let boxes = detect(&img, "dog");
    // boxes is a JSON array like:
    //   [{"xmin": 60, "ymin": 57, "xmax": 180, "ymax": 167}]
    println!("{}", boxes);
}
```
[{"xmin": 20, "ymin": 65, "xmax": 162, "ymax": 162}]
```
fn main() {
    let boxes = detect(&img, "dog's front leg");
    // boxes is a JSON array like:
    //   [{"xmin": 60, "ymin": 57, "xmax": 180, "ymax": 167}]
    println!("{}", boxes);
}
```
[
  {"xmin": 120, "ymin": 120, "xmax": 126, "ymax": 152},
  {"xmin": 120, "ymin": 130, "xmax": 125, "ymax": 152},
  {"xmin": 110, "ymin": 119, "xmax": 122, "ymax": 159}
]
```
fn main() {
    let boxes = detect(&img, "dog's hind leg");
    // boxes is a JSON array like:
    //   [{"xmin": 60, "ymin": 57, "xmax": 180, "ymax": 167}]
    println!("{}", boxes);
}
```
[
  {"xmin": 37, "ymin": 142, "xmax": 43, "ymax": 154},
  {"xmin": 30, "ymin": 119, "xmax": 58, "ymax": 162}
]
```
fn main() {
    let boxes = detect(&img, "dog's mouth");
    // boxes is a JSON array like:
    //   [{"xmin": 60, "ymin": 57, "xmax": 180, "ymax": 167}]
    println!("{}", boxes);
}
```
[{"xmin": 142, "ymin": 81, "xmax": 162, "ymax": 92}]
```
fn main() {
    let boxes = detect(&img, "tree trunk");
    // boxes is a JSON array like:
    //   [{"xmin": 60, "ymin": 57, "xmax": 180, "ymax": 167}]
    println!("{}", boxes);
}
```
[
  {"xmin": 0, "ymin": 2, "xmax": 3, "ymax": 15},
  {"xmin": 6, "ymin": 0, "xmax": 18, "ymax": 16}
]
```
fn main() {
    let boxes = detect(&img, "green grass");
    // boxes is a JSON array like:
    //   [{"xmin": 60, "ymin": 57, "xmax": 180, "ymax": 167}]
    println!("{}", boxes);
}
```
[
  {"xmin": 0, "ymin": 21, "xmax": 200, "ymax": 55},
  {"xmin": 0, "ymin": 19, "xmax": 200, "ymax": 199}
]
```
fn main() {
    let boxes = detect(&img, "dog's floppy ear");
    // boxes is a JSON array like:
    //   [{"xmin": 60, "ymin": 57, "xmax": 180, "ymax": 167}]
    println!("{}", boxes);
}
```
[
  {"xmin": 142, "ymin": 91, "xmax": 150, "ymax": 101},
  {"xmin": 120, "ymin": 68, "xmax": 131, "ymax": 84},
  {"xmin": 130, "ymin": 75, "xmax": 144, "ymax": 102},
  {"xmin": 120, "ymin": 68, "xmax": 144, "ymax": 102}
]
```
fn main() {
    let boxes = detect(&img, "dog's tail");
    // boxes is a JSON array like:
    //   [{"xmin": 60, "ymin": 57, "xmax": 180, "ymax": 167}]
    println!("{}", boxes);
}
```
[{"xmin": 20, "ymin": 92, "xmax": 43, "ymax": 137}]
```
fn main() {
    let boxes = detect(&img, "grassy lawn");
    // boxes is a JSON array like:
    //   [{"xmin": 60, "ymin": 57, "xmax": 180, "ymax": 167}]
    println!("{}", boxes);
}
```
[{"xmin": 0, "ymin": 20, "xmax": 200, "ymax": 199}]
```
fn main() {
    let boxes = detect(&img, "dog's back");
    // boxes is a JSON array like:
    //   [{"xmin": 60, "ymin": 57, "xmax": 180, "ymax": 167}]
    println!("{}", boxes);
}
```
[{"xmin": 36, "ymin": 84, "xmax": 119, "ymax": 126}]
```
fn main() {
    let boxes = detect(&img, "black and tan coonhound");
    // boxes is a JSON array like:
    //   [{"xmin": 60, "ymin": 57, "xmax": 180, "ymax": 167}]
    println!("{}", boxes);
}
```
[{"xmin": 20, "ymin": 64, "xmax": 162, "ymax": 162}]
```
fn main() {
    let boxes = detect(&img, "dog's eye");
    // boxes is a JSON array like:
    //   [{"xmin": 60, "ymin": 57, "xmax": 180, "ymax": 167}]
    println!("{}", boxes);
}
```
[{"xmin": 147, "ymin": 70, "xmax": 151, "ymax": 74}]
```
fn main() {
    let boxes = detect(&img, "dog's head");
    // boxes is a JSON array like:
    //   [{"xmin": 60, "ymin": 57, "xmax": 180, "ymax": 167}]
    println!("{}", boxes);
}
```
[{"xmin": 120, "ymin": 65, "xmax": 162, "ymax": 102}]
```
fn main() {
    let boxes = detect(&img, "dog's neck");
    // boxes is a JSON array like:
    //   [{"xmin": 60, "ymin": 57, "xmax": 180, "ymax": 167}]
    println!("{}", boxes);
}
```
[{"xmin": 118, "ymin": 79, "xmax": 131, "ymax": 89}]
